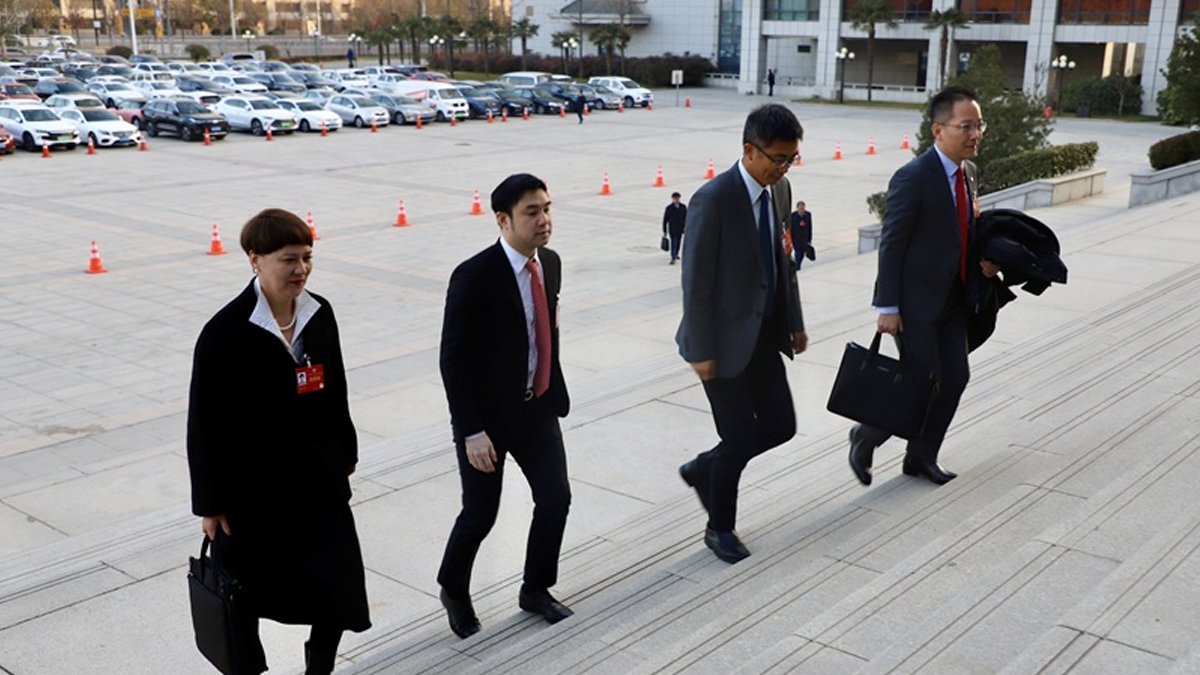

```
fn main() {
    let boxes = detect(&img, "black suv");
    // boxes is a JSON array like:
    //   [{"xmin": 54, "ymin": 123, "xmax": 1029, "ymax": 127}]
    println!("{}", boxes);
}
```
[
  {"xmin": 142, "ymin": 97, "xmax": 230, "ymax": 141},
  {"xmin": 249, "ymin": 72, "xmax": 307, "ymax": 95}
]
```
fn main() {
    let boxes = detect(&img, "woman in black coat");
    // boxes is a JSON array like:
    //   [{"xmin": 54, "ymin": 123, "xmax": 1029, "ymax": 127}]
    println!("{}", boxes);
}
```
[{"xmin": 187, "ymin": 208, "xmax": 370, "ymax": 675}]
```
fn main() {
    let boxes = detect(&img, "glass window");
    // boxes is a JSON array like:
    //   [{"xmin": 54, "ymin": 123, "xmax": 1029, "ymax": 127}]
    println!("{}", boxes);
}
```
[
  {"xmin": 766, "ymin": 0, "xmax": 820, "ymax": 20},
  {"xmin": 1058, "ymin": 0, "xmax": 1151, "ymax": 24}
]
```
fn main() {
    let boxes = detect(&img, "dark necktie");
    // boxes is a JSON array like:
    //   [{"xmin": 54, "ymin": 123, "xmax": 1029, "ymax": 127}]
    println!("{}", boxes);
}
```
[
  {"xmin": 526, "ymin": 259, "xmax": 552, "ymax": 397},
  {"xmin": 759, "ymin": 189, "xmax": 776, "ymax": 313},
  {"xmin": 955, "ymin": 167, "xmax": 969, "ymax": 283}
]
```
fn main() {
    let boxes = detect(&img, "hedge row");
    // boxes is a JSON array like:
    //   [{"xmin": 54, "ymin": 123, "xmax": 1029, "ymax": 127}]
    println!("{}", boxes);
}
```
[
  {"xmin": 1061, "ymin": 75, "xmax": 1143, "ymax": 117},
  {"xmin": 436, "ymin": 52, "xmax": 714, "ymax": 87},
  {"xmin": 1148, "ymin": 131, "xmax": 1200, "ymax": 171},
  {"xmin": 979, "ymin": 141, "xmax": 1099, "ymax": 194}
]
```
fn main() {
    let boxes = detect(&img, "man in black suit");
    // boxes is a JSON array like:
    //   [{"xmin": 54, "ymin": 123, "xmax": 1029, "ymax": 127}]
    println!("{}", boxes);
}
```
[
  {"xmin": 663, "ymin": 191, "xmax": 687, "ymax": 264},
  {"xmin": 848, "ymin": 86, "xmax": 1000, "ymax": 487},
  {"xmin": 437, "ymin": 173, "xmax": 573, "ymax": 638},
  {"xmin": 790, "ymin": 200, "xmax": 813, "ymax": 269},
  {"xmin": 676, "ymin": 104, "xmax": 808, "ymax": 563}
]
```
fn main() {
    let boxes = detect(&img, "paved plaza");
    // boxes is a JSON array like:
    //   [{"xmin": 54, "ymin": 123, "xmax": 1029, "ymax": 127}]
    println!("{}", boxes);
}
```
[{"xmin": 0, "ymin": 88, "xmax": 1195, "ymax": 674}]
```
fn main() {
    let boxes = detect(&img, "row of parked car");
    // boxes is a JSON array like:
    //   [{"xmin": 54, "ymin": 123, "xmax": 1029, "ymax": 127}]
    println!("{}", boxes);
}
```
[{"xmin": 0, "ymin": 53, "xmax": 656, "ymax": 154}]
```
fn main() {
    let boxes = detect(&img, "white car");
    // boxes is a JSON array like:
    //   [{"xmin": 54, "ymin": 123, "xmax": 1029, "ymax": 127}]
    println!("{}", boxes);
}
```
[
  {"xmin": 323, "ymin": 69, "xmax": 372, "ymax": 91},
  {"xmin": 370, "ymin": 73, "xmax": 411, "ymax": 94},
  {"xmin": 0, "ymin": 101, "xmax": 80, "ymax": 151},
  {"xmin": 131, "ymin": 79, "xmax": 185, "ymax": 99},
  {"xmin": 325, "ymin": 94, "xmax": 390, "ymax": 128},
  {"xmin": 194, "ymin": 62, "xmax": 235, "ymax": 78},
  {"xmin": 57, "ymin": 107, "xmax": 141, "ymax": 147},
  {"xmin": 87, "ymin": 80, "xmax": 147, "ymax": 108},
  {"xmin": 275, "ymin": 98, "xmax": 342, "ymax": 133},
  {"xmin": 165, "ymin": 61, "xmax": 205, "ymax": 76},
  {"xmin": 587, "ymin": 76, "xmax": 654, "ymax": 108},
  {"xmin": 214, "ymin": 95, "xmax": 298, "ymax": 135},
  {"xmin": 209, "ymin": 74, "xmax": 269, "ymax": 94},
  {"xmin": 43, "ymin": 93, "xmax": 106, "ymax": 110}
]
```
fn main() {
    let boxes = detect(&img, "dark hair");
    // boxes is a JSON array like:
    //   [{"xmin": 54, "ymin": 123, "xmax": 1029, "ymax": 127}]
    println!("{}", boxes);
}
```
[
  {"xmin": 742, "ymin": 103, "xmax": 804, "ymax": 146},
  {"xmin": 491, "ymin": 173, "xmax": 547, "ymax": 215},
  {"xmin": 240, "ymin": 208, "xmax": 313, "ymax": 255},
  {"xmin": 671, "ymin": 192, "xmax": 681, "ymax": 198},
  {"xmin": 930, "ymin": 86, "xmax": 978, "ymax": 123}
]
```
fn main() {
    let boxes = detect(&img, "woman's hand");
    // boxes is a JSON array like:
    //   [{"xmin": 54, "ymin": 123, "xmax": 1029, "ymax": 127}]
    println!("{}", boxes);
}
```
[{"xmin": 202, "ymin": 514, "xmax": 231, "ymax": 541}]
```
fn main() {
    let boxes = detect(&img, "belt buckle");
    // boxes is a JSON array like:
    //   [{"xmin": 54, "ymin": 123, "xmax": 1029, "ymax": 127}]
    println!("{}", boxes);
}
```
[{"xmin": 524, "ymin": 389, "xmax": 534, "ymax": 402}]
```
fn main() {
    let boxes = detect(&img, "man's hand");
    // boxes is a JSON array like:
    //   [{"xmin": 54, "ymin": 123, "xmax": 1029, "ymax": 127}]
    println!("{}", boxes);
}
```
[
  {"xmin": 690, "ymin": 359, "xmax": 717, "ymax": 382},
  {"xmin": 465, "ymin": 433, "xmax": 498, "ymax": 473},
  {"xmin": 202, "ymin": 514, "xmax": 231, "ymax": 541},
  {"xmin": 980, "ymin": 259, "xmax": 1001, "ymax": 278},
  {"xmin": 878, "ymin": 312, "xmax": 903, "ymax": 336},
  {"xmin": 792, "ymin": 331, "xmax": 808, "ymax": 354}
]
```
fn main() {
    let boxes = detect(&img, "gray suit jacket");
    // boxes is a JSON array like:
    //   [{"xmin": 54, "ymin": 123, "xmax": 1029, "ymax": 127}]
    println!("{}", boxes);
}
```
[
  {"xmin": 676, "ymin": 162, "xmax": 805, "ymax": 379},
  {"xmin": 874, "ymin": 148, "xmax": 978, "ymax": 324}
]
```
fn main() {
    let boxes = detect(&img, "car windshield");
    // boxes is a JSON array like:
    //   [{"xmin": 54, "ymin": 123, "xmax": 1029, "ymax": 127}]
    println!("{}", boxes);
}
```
[
  {"xmin": 617, "ymin": 79, "xmax": 641, "ymax": 88},
  {"xmin": 56, "ymin": 82, "xmax": 86, "ymax": 92},
  {"xmin": 294, "ymin": 100, "xmax": 321, "ymax": 111},
  {"xmin": 177, "ymin": 100, "xmax": 208, "ymax": 114},
  {"xmin": 118, "ymin": 100, "xmax": 144, "ymax": 109},
  {"xmin": 395, "ymin": 96, "xmax": 418, "ymax": 105},
  {"xmin": 3, "ymin": 84, "xmax": 34, "ymax": 95},
  {"xmin": 81, "ymin": 109, "xmax": 119, "ymax": 121},
  {"xmin": 148, "ymin": 82, "xmax": 173, "ymax": 89},
  {"xmin": 350, "ymin": 97, "xmax": 376, "ymax": 107},
  {"xmin": 72, "ymin": 97, "xmax": 102, "ymax": 107},
  {"xmin": 209, "ymin": 64, "xmax": 232, "ymax": 72},
  {"xmin": 232, "ymin": 77, "xmax": 257, "ymax": 85},
  {"xmin": 106, "ymin": 83, "xmax": 134, "ymax": 91},
  {"xmin": 439, "ymin": 88, "xmax": 464, "ymax": 99},
  {"xmin": 459, "ymin": 87, "xmax": 482, "ymax": 97},
  {"xmin": 274, "ymin": 73, "xmax": 299, "ymax": 83},
  {"xmin": 22, "ymin": 108, "xmax": 60, "ymax": 121},
  {"xmin": 248, "ymin": 99, "xmax": 279, "ymax": 110}
]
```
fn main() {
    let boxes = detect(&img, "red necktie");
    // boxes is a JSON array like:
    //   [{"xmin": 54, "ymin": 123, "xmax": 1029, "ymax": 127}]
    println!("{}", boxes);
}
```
[
  {"xmin": 526, "ymin": 259, "xmax": 552, "ymax": 397},
  {"xmin": 955, "ymin": 167, "xmax": 970, "ymax": 283}
]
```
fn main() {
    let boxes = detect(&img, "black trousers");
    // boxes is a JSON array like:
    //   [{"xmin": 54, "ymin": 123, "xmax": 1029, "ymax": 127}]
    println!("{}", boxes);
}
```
[
  {"xmin": 669, "ymin": 233, "xmax": 683, "ymax": 261},
  {"xmin": 858, "ymin": 305, "xmax": 970, "ymax": 462},
  {"xmin": 437, "ymin": 402, "xmax": 571, "ymax": 597},
  {"xmin": 695, "ymin": 319, "xmax": 796, "ymax": 532}
]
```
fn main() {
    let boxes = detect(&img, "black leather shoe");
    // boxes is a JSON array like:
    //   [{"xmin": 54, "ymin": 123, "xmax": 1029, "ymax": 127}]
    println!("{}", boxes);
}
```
[
  {"xmin": 848, "ymin": 424, "xmax": 875, "ymax": 486},
  {"xmin": 679, "ymin": 459, "xmax": 711, "ymax": 513},
  {"xmin": 902, "ymin": 456, "xmax": 957, "ymax": 485},
  {"xmin": 439, "ymin": 588, "xmax": 481, "ymax": 639},
  {"xmin": 519, "ymin": 588, "xmax": 574, "ymax": 624},
  {"xmin": 704, "ymin": 527, "xmax": 751, "ymax": 563}
]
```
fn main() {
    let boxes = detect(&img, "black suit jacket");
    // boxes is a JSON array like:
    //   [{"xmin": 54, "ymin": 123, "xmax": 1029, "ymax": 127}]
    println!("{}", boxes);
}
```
[
  {"xmin": 663, "ymin": 202, "xmax": 687, "ymax": 236},
  {"xmin": 874, "ymin": 148, "xmax": 978, "ymax": 324},
  {"xmin": 440, "ymin": 241, "xmax": 569, "ymax": 444}
]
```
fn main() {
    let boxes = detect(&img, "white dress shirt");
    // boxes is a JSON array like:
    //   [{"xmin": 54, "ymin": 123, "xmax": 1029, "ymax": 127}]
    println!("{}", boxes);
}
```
[
  {"xmin": 499, "ymin": 236, "xmax": 541, "ymax": 389},
  {"xmin": 248, "ymin": 277, "xmax": 320, "ymax": 363}
]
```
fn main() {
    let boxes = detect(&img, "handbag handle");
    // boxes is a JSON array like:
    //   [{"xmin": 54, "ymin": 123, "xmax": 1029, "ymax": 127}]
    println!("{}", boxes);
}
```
[{"xmin": 868, "ymin": 331, "xmax": 883, "ymax": 355}]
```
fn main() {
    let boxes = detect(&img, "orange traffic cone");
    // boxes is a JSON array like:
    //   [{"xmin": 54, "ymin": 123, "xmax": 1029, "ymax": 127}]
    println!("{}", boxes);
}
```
[
  {"xmin": 901, "ymin": 133, "xmax": 910, "ymax": 150},
  {"xmin": 87, "ymin": 137, "xmax": 95, "ymax": 155},
  {"xmin": 867, "ymin": 137, "xmax": 876, "ymax": 155},
  {"xmin": 600, "ymin": 172, "xmax": 612, "ymax": 195},
  {"xmin": 371, "ymin": 118, "xmax": 378, "ymax": 132},
  {"xmin": 647, "ymin": 101, "xmax": 653, "ymax": 110},
  {"xmin": 685, "ymin": 96, "xmax": 691, "ymax": 108},
  {"xmin": 140, "ymin": 136, "xmax": 149, "ymax": 151},
  {"xmin": 617, "ymin": 102, "xmax": 624, "ymax": 113},
  {"xmin": 320, "ymin": 120, "xmax": 328, "ymax": 136},
  {"xmin": 558, "ymin": 105, "xmax": 565, "ymax": 118},
  {"xmin": 42, "ymin": 138, "xmax": 51, "ymax": 158},
  {"xmin": 395, "ymin": 199, "xmax": 410, "ymax": 227},
  {"xmin": 85, "ymin": 240, "xmax": 108, "ymax": 274},
  {"xmin": 705, "ymin": 158, "xmax": 715, "ymax": 180},
  {"xmin": 501, "ymin": 108, "xmax": 508, "ymax": 122},
  {"xmin": 204, "ymin": 128, "xmax": 212, "ymax": 145},
  {"xmin": 207, "ymin": 223, "xmax": 227, "ymax": 255},
  {"xmin": 487, "ymin": 110, "xmax": 494, "ymax": 123},
  {"xmin": 833, "ymin": 141, "xmax": 843, "ymax": 160},
  {"xmin": 307, "ymin": 211, "xmax": 320, "ymax": 240},
  {"xmin": 415, "ymin": 115, "xmax": 423, "ymax": 130},
  {"xmin": 653, "ymin": 165, "xmax": 665, "ymax": 188},
  {"xmin": 522, "ymin": 107, "xmax": 530, "ymax": 120},
  {"xmin": 450, "ymin": 114, "xmax": 457, "ymax": 127},
  {"xmin": 266, "ymin": 126, "xmax": 274, "ymax": 141},
  {"xmin": 1044, "ymin": 106, "xmax": 1053, "ymax": 119},
  {"xmin": 583, "ymin": 104, "xmax": 590, "ymax": 116},
  {"xmin": 470, "ymin": 189, "xmax": 484, "ymax": 215}
]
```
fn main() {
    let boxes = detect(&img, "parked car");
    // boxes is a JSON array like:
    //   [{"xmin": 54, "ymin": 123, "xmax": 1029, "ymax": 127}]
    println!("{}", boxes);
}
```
[
  {"xmin": 220, "ymin": 52, "xmax": 258, "ymax": 64},
  {"xmin": 165, "ymin": 61, "xmax": 206, "ymax": 76},
  {"xmin": 208, "ymin": 74, "xmax": 268, "ymax": 94},
  {"xmin": 385, "ymin": 81, "xmax": 468, "ymax": 121},
  {"xmin": 275, "ymin": 97, "xmax": 342, "ymax": 132},
  {"xmin": 193, "ymin": 62, "xmax": 235, "ymax": 77},
  {"xmin": 455, "ymin": 85, "xmax": 502, "ymax": 119},
  {"xmin": 300, "ymin": 88, "xmax": 336, "ymax": 106},
  {"xmin": 0, "ymin": 123, "xmax": 15, "ymax": 153},
  {"xmin": 43, "ymin": 93, "xmax": 105, "ymax": 109},
  {"xmin": 289, "ymin": 63, "xmax": 320, "ymax": 73},
  {"xmin": 176, "ymin": 75, "xmax": 233, "ymax": 98},
  {"xmin": 0, "ymin": 100, "xmax": 79, "ymax": 151},
  {"xmin": 564, "ymin": 83, "xmax": 602, "ymax": 109},
  {"xmin": 230, "ymin": 61, "xmax": 264, "ymax": 73},
  {"xmin": 132, "ymin": 62, "xmax": 174, "ymax": 79},
  {"xmin": 533, "ymin": 81, "xmax": 590, "ymax": 109},
  {"xmin": 33, "ymin": 77, "xmax": 88, "ymax": 100},
  {"xmin": 505, "ymin": 86, "xmax": 565, "ymax": 115},
  {"xmin": 128, "ymin": 54, "xmax": 161, "ymax": 64},
  {"xmin": 214, "ymin": 95, "xmax": 298, "ymax": 135},
  {"xmin": 587, "ymin": 76, "xmax": 653, "ymax": 108},
  {"xmin": 142, "ymin": 97, "xmax": 229, "ymax": 141},
  {"xmin": 0, "ymin": 82, "xmax": 40, "ymax": 101},
  {"xmin": 112, "ymin": 98, "xmax": 148, "ymax": 128},
  {"xmin": 58, "ymin": 107, "xmax": 141, "ymax": 147},
  {"xmin": 130, "ymin": 79, "xmax": 184, "ymax": 99},
  {"xmin": 325, "ymin": 94, "xmax": 389, "ymax": 128},
  {"xmin": 249, "ymin": 72, "xmax": 306, "ymax": 94},
  {"xmin": 367, "ymin": 93, "xmax": 433, "ymax": 125},
  {"xmin": 61, "ymin": 65, "xmax": 99, "ymax": 82},
  {"xmin": 588, "ymin": 83, "xmax": 624, "ymax": 110},
  {"xmin": 95, "ymin": 54, "xmax": 130, "ymax": 64},
  {"xmin": 322, "ymin": 69, "xmax": 371, "ymax": 91},
  {"xmin": 369, "ymin": 73, "xmax": 412, "ymax": 94},
  {"xmin": 260, "ymin": 60, "xmax": 292, "ymax": 73},
  {"xmin": 87, "ymin": 80, "xmax": 146, "ymax": 108},
  {"xmin": 497, "ymin": 71, "xmax": 552, "ymax": 87},
  {"xmin": 95, "ymin": 64, "xmax": 135, "ymax": 79}
]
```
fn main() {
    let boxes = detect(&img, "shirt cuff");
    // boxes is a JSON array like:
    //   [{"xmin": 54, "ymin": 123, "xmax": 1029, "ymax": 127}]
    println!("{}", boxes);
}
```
[
  {"xmin": 875, "ymin": 306, "xmax": 899, "ymax": 314},
  {"xmin": 466, "ymin": 431, "xmax": 487, "ymax": 441}
]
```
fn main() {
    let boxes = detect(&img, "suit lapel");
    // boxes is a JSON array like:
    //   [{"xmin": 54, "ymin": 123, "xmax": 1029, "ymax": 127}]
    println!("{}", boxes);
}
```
[
  {"xmin": 723, "ymin": 163, "xmax": 766, "ymax": 276},
  {"xmin": 488, "ymin": 242, "xmax": 525, "ymax": 319}
]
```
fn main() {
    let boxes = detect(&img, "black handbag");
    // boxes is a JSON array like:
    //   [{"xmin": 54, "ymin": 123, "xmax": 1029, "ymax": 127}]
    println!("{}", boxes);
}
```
[
  {"xmin": 188, "ymin": 532, "xmax": 266, "ymax": 675},
  {"xmin": 827, "ymin": 332, "xmax": 938, "ymax": 440},
  {"xmin": 661, "ymin": 234, "xmax": 670, "ymax": 251}
]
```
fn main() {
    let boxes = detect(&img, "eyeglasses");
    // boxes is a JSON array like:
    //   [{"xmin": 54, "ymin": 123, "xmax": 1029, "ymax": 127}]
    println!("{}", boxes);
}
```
[
  {"xmin": 940, "ymin": 120, "xmax": 987, "ymax": 134},
  {"xmin": 750, "ymin": 141, "xmax": 800, "ymax": 168}
]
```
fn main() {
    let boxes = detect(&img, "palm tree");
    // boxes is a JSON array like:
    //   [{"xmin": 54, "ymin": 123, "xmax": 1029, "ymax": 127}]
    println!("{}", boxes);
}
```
[
  {"xmin": 849, "ymin": 0, "xmax": 898, "ymax": 101},
  {"xmin": 924, "ymin": 8, "xmax": 969, "ymax": 90},
  {"xmin": 511, "ymin": 17, "xmax": 539, "ymax": 70},
  {"xmin": 468, "ymin": 16, "xmax": 499, "ymax": 74},
  {"xmin": 589, "ymin": 24, "xmax": 631, "ymax": 75},
  {"xmin": 551, "ymin": 30, "xmax": 576, "ymax": 73}
]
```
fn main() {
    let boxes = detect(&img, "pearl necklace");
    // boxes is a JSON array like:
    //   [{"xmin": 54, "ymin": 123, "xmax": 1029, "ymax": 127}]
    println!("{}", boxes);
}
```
[{"xmin": 277, "ymin": 313, "xmax": 297, "ymax": 331}]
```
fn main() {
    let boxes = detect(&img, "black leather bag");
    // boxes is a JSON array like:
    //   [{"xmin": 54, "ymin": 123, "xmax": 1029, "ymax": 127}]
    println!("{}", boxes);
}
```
[
  {"xmin": 188, "ymin": 533, "xmax": 266, "ymax": 675},
  {"xmin": 827, "ymin": 332, "xmax": 938, "ymax": 440},
  {"xmin": 660, "ymin": 234, "xmax": 670, "ymax": 251}
]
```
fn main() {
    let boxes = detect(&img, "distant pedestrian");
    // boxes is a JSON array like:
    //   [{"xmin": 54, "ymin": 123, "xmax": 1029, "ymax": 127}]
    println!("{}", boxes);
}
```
[
  {"xmin": 663, "ymin": 192, "xmax": 687, "ymax": 264},
  {"xmin": 575, "ymin": 93, "xmax": 586, "ymax": 123},
  {"xmin": 790, "ymin": 201, "xmax": 814, "ymax": 268},
  {"xmin": 346, "ymin": 47, "xmax": 356, "ymax": 68},
  {"xmin": 767, "ymin": 69, "xmax": 776, "ymax": 97}
]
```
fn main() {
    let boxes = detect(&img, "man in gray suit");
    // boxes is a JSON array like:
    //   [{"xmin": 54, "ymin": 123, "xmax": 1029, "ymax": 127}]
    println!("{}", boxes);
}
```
[
  {"xmin": 676, "ymin": 104, "xmax": 808, "ymax": 563},
  {"xmin": 848, "ymin": 86, "xmax": 1000, "ymax": 487}
]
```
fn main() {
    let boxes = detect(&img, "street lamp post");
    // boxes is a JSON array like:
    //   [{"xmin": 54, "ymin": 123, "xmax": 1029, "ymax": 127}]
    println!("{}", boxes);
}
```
[
  {"xmin": 312, "ymin": 30, "xmax": 320, "ymax": 66},
  {"xmin": 836, "ymin": 47, "xmax": 855, "ymax": 104},
  {"xmin": 567, "ymin": 37, "xmax": 578, "ymax": 74},
  {"xmin": 242, "ymin": 29, "xmax": 254, "ymax": 52},
  {"xmin": 428, "ymin": 34, "xmax": 444, "ymax": 69},
  {"xmin": 1051, "ymin": 54, "xmax": 1076, "ymax": 111}
]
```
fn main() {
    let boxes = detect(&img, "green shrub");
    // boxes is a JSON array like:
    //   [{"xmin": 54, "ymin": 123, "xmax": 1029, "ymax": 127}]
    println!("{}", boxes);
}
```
[
  {"xmin": 107, "ymin": 45, "xmax": 133, "ymax": 58},
  {"xmin": 1061, "ymin": 75, "xmax": 1143, "ymax": 116},
  {"xmin": 256, "ymin": 44, "xmax": 280, "ymax": 60},
  {"xmin": 1148, "ymin": 131, "xmax": 1200, "ymax": 170},
  {"xmin": 866, "ymin": 191, "xmax": 887, "ymax": 222},
  {"xmin": 184, "ymin": 43, "xmax": 210, "ymax": 62},
  {"xmin": 979, "ymin": 141, "xmax": 1098, "ymax": 193}
]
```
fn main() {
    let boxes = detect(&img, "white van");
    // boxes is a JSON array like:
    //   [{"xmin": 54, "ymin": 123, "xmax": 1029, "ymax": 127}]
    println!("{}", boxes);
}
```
[
  {"xmin": 587, "ymin": 76, "xmax": 653, "ymax": 108},
  {"xmin": 387, "ymin": 81, "xmax": 468, "ymax": 121},
  {"xmin": 497, "ymin": 71, "xmax": 552, "ymax": 87}
]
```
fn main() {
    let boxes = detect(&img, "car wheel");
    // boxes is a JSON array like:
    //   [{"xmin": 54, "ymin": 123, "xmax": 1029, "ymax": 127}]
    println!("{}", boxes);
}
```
[
  {"xmin": 23, "ymin": 132, "xmax": 38, "ymax": 152},
  {"xmin": 89, "ymin": 132, "xmax": 99, "ymax": 147},
  {"xmin": 147, "ymin": 121, "xmax": 159, "ymax": 137},
  {"xmin": 354, "ymin": 116, "xmax": 365, "ymax": 128},
  {"xmin": 133, "ymin": 117, "xmax": 143, "ymax": 130},
  {"xmin": 181, "ymin": 126, "xmax": 194, "ymax": 141},
  {"xmin": 394, "ymin": 112, "xmax": 405, "ymax": 125},
  {"xmin": 300, "ymin": 119, "xmax": 311, "ymax": 132},
  {"xmin": 596, "ymin": 100, "xmax": 606, "ymax": 110},
  {"xmin": 435, "ymin": 111, "xmax": 446, "ymax": 122},
  {"xmin": 250, "ymin": 119, "xmax": 264, "ymax": 136},
  {"xmin": 624, "ymin": 96, "xmax": 634, "ymax": 109}
]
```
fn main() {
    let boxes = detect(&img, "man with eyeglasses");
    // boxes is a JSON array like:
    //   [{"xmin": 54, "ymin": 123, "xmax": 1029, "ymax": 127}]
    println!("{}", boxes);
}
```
[
  {"xmin": 848, "ymin": 85, "xmax": 1000, "ymax": 488},
  {"xmin": 676, "ymin": 103, "xmax": 808, "ymax": 564}
]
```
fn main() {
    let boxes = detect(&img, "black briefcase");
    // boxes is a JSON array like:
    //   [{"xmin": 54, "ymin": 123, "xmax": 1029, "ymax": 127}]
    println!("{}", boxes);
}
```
[
  {"xmin": 188, "ymin": 533, "xmax": 266, "ymax": 675},
  {"xmin": 827, "ymin": 332, "xmax": 938, "ymax": 440},
  {"xmin": 661, "ymin": 234, "xmax": 670, "ymax": 251}
]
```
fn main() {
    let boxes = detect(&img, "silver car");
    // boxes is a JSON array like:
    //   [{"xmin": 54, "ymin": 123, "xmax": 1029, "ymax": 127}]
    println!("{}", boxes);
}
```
[{"xmin": 325, "ymin": 94, "xmax": 390, "ymax": 128}]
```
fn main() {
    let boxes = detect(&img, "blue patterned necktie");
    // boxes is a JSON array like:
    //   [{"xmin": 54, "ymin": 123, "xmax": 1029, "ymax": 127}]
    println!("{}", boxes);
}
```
[{"xmin": 759, "ymin": 189, "xmax": 776, "ymax": 314}]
